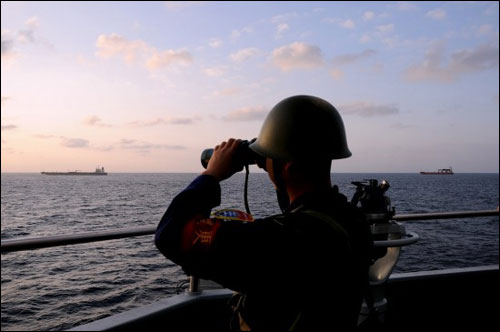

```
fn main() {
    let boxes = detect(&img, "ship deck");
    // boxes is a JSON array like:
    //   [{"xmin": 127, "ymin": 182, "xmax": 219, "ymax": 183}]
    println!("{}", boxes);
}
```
[{"xmin": 70, "ymin": 265, "xmax": 499, "ymax": 330}]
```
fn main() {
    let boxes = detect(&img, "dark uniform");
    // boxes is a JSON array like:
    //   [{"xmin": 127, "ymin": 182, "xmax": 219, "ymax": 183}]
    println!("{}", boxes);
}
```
[{"xmin": 155, "ymin": 174, "xmax": 373, "ymax": 330}]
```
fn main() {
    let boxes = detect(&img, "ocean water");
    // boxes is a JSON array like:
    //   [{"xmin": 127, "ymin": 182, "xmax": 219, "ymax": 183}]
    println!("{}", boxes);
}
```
[{"xmin": 1, "ymin": 172, "xmax": 498, "ymax": 331}]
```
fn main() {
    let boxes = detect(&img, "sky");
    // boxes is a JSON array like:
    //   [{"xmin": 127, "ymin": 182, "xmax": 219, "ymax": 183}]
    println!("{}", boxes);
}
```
[{"xmin": 1, "ymin": 1, "xmax": 499, "ymax": 173}]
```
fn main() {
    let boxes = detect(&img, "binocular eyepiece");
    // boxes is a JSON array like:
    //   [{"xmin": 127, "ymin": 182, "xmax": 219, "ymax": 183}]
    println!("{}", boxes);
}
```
[{"xmin": 201, "ymin": 138, "xmax": 265, "ymax": 169}]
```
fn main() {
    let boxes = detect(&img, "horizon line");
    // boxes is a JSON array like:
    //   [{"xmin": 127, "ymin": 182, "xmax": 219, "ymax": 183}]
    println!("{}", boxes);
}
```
[{"xmin": 1, "ymin": 171, "xmax": 499, "ymax": 174}]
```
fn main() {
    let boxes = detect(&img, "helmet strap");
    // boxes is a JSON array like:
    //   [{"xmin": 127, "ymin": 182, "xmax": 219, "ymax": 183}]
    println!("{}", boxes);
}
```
[
  {"xmin": 273, "ymin": 160, "xmax": 290, "ymax": 213},
  {"xmin": 276, "ymin": 188, "xmax": 290, "ymax": 213}
]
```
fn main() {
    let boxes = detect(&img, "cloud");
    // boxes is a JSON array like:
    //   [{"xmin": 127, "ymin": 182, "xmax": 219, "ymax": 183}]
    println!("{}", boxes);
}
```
[
  {"xmin": 339, "ymin": 19, "xmax": 355, "ymax": 29},
  {"xmin": 323, "ymin": 18, "xmax": 356, "ymax": 29},
  {"xmin": 231, "ymin": 29, "xmax": 241, "ymax": 40},
  {"xmin": 272, "ymin": 42, "xmax": 324, "ymax": 72},
  {"xmin": 212, "ymin": 88, "xmax": 240, "ymax": 97},
  {"xmin": 145, "ymin": 49, "xmax": 192, "ymax": 70},
  {"xmin": 477, "ymin": 24, "xmax": 493, "ymax": 36},
  {"xmin": 76, "ymin": 54, "xmax": 96, "ymax": 66},
  {"xmin": 271, "ymin": 12, "xmax": 298, "ymax": 24},
  {"xmin": 376, "ymin": 24, "xmax": 394, "ymax": 33},
  {"xmin": 230, "ymin": 26, "xmax": 253, "ymax": 40},
  {"xmin": 405, "ymin": 41, "xmax": 499, "ymax": 82},
  {"xmin": 426, "ymin": 8, "xmax": 447, "ymax": 20},
  {"xmin": 128, "ymin": 118, "xmax": 165, "ymax": 127},
  {"xmin": 164, "ymin": 1, "xmax": 207, "ymax": 11},
  {"xmin": 203, "ymin": 66, "xmax": 226, "ymax": 77},
  {"xmin": 223, "ymin": 106, "xmax": 268, "ymax": 121},
  {"xmin": 1, "ymin": 96, "xmax": 10, "ymax": 106},
  {"xmin": 330, "ymin": 50, "xmax": 377, "ymax": 79},
  {"xmin": 96, "ymin": 33, "xmax": 148, "ymax": 63},
  {"xmin": 34, "ymin": 134, "xmax": 58, "ymax": 139},
  {"xmin": 208, "ymin": 38, "xmax": 223, "ymax": 48},
  {"xmin": 167, "ymin": 117, "xmax": 197, "ymax": 125},
  {"xmin": 117, "ymin": 139, "xmax": 186, "ymax": 153},
  {"xmin": 2, "ymin": 30, "xmax": 18, "ymax": 62},
  {"xmin": 2, "ymin": 17, "xmax": 48, "ymax": 62},
  {"xmin": 95, "ymin": 33, "xmax": 193, "ymax": 70},
  {"xmin": 332, "ymin": 49, "xmax": 377, "ymax": 66},
  {"xmin": 275, "ymin": 23, "xmax": 289, "ymax": 39},
  {"xmin": 339, "ymin": 102, "xmax": 399, "ymax": 117},
  {"xmin": 484, "ymin": 2, "xmax": 499, "ymax": 16},
  {"xmin": 1, "ymin": 32, "xmax": 15, "ymax": 55},
  {"xmin": 396, "ymin": 2, "xmax": 418, "ymax": 11},
  {"xmin": 1, "ymin": 124, "xmax": 17, "ymax": 131},
  {"xmin": 391, "ymin": 122, "xmax": 415, "ymax": 129},
  {"xmin": 360, "ymin": 34, "xmax": 371, "ymax": 44},
  {"xmin": 230, "ymin": 47, "xmax": 260, "ymax": 63},
  {"xmin": 83, "ymin": 116, "xmax": 112, "ymax": 127},
  {"xmin": 127, "ymin": 116, "xmax": 197, "ymax": 127},
  {"xmin": 277, "ymin": 23, "xmax": 289, "ymax": 33},
  {"xmin": 329, "ymin": 68, "xmax": 344, "ymax": 80},
  {"xmin": 62, "ymin": 138, "xmax": 89, "ymax": 148},
  {"xmin": 17, "ymin": 17, "xmax": 39, "ymax": 43},
  {"xmin": 34, "ymin": 134, "xmax": 185, "ymax": 153},
  {"xmin": 363, "ymin": 11, "xmax": 375, "ymax": 21},
  {"xmin": 360, "ymin": 22, "xmax": 396, "ymax": 46}
]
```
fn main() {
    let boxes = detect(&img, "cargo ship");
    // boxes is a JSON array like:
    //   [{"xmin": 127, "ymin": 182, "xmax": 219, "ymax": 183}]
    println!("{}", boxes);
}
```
[
  {"xmin": 420, "ymin": 167, "xmax": 454, "ymax": 175},
  {"xmin": 41, "ymin": 166, "xmax": 107, "ymax": 176}
]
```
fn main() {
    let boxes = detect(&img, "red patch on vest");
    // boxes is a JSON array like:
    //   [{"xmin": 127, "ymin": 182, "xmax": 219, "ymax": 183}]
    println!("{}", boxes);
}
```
[{"xmin": 181, "ymin": 216, "xmax": 221, "ymax": 253}]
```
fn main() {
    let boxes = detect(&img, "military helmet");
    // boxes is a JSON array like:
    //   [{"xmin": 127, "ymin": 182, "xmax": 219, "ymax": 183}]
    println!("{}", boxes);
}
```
[{"xmin": 249, "ymin": 95, "xmax": 351, "ymax": 161}]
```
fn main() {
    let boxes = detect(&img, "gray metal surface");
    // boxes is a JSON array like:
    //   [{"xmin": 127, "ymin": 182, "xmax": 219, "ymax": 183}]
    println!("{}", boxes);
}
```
[
  {"xmin": 68, "ymin": 265, "xmax": 499, "ymax": 331},
  {"xmin": 68, "ymin": 288, "xmax": 234, "ymax": 331}
]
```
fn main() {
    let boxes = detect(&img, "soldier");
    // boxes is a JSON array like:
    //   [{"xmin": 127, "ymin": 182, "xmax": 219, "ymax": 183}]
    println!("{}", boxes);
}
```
[{"xmin": 155, "ymin": 95, "xmax": 373, "ymax": 330}]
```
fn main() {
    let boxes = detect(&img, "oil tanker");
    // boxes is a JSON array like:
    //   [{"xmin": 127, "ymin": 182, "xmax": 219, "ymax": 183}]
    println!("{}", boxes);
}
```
[
  {"xmin": 41, "ymin": 167, "xmax": 107, "ymax": 176},
  {"xmin": 420, "ymin": 167, "xmax": 454, "ymax": 175}
]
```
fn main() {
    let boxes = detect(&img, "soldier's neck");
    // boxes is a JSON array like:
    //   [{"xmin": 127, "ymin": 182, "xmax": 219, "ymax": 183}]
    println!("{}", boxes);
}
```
[{"xmin": 286, "ymin": 179, "xmax": 332, "ymax": 206}]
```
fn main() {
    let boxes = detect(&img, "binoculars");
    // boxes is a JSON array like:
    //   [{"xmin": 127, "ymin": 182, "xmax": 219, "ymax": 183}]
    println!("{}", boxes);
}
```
[
  {"xmin": 351, "ymin": 179, "xmax": 393, "ymax": 220},
  {"xmin": 200, "ymin": 138, "xmax": 265, "ymax": 169}
]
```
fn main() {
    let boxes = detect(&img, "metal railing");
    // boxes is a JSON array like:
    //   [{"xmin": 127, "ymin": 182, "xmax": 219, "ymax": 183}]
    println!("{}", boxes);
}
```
[
  {"xmin": 1, "ymin": 226, "xmax": 156, "ymax": 253},
  {"xmin": 392, "ymin": 210, "xmax": 499, "ymax": 221},
  {"xmin": 1, "ymin": 210, "xmax": 498, "ymax": 253}
]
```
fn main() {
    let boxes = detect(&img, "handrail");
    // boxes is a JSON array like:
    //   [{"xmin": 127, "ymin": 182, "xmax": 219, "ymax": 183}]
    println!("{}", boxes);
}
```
[
  {"xmin": 1, "ymin": 210, "xmax": 498, "ymax": 253},
  {"xmin": 1, "ymin": 226, "xmax": 156, "ymax": 253},
  {"xmin": 373, "ymin": 231, "xmax": 420, "ymax": 248},
  {"xmin": 392, "ymin": 209, "xmax": 499, "ymax": 221}
]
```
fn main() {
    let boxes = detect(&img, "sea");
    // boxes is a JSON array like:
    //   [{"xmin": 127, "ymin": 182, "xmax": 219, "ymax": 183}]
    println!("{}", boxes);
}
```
[{"xmin": 1, "ymin": 172, "xmax": 499, "ymax": 331}]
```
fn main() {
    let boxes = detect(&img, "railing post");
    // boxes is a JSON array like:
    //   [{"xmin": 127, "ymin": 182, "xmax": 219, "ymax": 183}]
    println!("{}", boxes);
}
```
[{"xmin": 188, "ymin": 276, "xmax": 200, "ymax": 294}]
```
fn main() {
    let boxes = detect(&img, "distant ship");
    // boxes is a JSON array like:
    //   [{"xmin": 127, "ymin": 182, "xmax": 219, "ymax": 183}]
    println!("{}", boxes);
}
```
[
  {"xmin": 41, "ymin": 166, "xmax": 107, "ymax": 176},
  {"xmin": 420, "ymin": 167, "xmax": 454, "ymax": 175}
]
